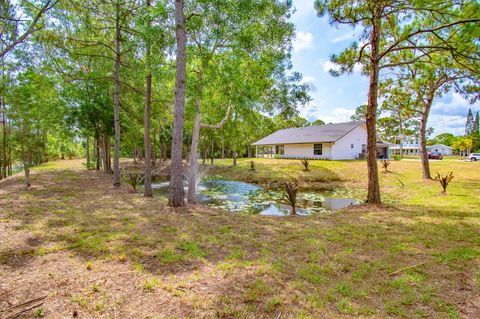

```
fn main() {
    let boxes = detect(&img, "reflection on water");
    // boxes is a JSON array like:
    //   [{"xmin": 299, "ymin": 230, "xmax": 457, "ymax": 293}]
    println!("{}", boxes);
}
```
[{"xmin": 150, "ymin": 179, "xmax": 360, "ymax": 216}]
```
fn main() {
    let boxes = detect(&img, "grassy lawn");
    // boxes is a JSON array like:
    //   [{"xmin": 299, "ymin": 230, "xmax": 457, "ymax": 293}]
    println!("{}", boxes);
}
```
[{"xmin": 1, "ymin": 158, "xmax": 479, "ymax": 318}]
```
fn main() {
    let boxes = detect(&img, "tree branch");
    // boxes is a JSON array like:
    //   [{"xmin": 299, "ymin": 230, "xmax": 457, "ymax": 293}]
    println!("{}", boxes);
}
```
[
  {"xmin": 200, "ymin": 104, "xmax": 233, "ymax": 129},
  {"xmin": 0, "ymin": 0, "xmax": 57, "ymax": 59}
]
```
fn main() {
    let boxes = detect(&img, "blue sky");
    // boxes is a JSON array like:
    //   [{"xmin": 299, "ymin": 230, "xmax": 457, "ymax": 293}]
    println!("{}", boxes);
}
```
[{"xmin": 290, "ymin": 1, "xmax": 480, "ymax": 136}]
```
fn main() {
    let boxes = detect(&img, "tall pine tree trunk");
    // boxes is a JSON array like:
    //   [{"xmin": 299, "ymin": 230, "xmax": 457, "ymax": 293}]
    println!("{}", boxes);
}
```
[
  {"xmin": 169, "ymin": 0, "xmax": 187, "ymax": 207},
  {"xmin": 419, "ymin": 90, "xmax": 434, "ymax": 180},
  {"xmin": 143, "ymin": 0, "xmax": 153, "ymax": 197},
  {"xmin": 366, "ymin": 9, "xmax": 381, "ymax": 205},
  {"xmin": 7, "ymin": 118, "xmax": 11, "ymax": 176},
  {"xmin": 1, "ymin": 95, "xmax": 6, "ymax": 178},
  {"xmin": 112, "ymin": 1, "xmax": 121, "ymax": 187}
]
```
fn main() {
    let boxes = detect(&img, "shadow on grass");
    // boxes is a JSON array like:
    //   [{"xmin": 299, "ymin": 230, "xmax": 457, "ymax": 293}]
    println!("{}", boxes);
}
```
[{"xmin": 1, "ymin": 166, "xmax": 479, "ymax": 317}]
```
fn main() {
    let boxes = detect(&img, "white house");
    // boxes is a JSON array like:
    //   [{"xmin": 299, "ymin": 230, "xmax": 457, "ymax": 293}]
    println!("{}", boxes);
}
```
[
  {"xmin": 252, "ymin": 121, "xmax": 390, "ymax": 160},
  {"xmin": 390, "ymin": 140, "xmax": 454, "ymax": 156},
  {"xmin": 390, "ymin": 137, "xmax": 421, "ymax": 156},
  {"xmin": 428, "ymin": 144, "xmax": 453, "ymax": 156}
]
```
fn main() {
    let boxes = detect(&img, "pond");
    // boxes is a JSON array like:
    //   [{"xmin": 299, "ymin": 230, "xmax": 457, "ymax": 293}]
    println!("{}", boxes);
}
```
[{"xmin": 150, "ymin": 178, "xmax": 361, "ymax": 216}]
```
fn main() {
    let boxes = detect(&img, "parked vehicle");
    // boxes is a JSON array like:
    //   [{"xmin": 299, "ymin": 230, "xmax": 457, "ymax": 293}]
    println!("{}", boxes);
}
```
[
  {"xmin": 470, "ymin": 153, "xmax": 480, "ymax": 161},
  {"xmin": 428, "ymin": 152, "xmax": 443, "ymax": 160}
]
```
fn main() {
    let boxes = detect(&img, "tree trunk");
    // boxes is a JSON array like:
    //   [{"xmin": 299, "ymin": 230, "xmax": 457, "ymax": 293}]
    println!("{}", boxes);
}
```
[
  {"xmin": 1, "ymin": 95, "xmax": 6, "ymax": 178},
  {"xmin": 143, "ymin": 5, "xmax": 153, "ymax": 196},
  {"xmin": 95, "ymin": 137, "xmax": 100, "ymax": 170},
  {"xmin": 202, "ymin": 147, "xmax": 207, "ymax": 165},
  {"xmin": 419, "ymin": 91, "xmax": 434, "ymax": 180},
  {"xmin": 7, "ymin": 118, "xmax": 11, "ymax": 176},
  {"xmin": 86, "ymin": 136, "xmax": 90, "ymax": 166},
  {"xmin": 161, "ymin": 142, "xmax": 167, "ymax": 161},
  {"xmin": 366, "ymin": 9, "xmax": 382, "ymax": 205},
  {"xmin": 233, "ymin": 152, "xmax": 237, "ymax": 166},
  {"xmin": 102, "ymin": 135, "xmax": 112, "ymax": 174},
  {"xmin": 398, "ymin": 113, "xmax": 403, "ymax": 159},
  {"xmin": 169, "ymin": 0, "xmax": 187, "ymax": 207},
  {"xmin": 102, "ymin": 135, "xmax": 107, "ymax": 173},
  {"xmin": 221, "ymin": 138, "xmax": 225, "ymax": 159},
  {"xmin": 210, "ymin": 138, "xmax": 214, "ymax": 165},
  {"xmin": 24, "ymin": 164, "xmax": 31, "ymax": 188},
  {"xmin": 152, "ymin": 127, "xmax": 158, "ymax": 165},
  {"xmin": 112, "ymin": 1, "xmax": 121, "ymax": 187},
  {"xmin": 247, "ymin": 145, "xmax": 252, "ymax": 158},
  {"xmin": 187, "ymin": 101, "xmax": 201, "ymax": 204}
]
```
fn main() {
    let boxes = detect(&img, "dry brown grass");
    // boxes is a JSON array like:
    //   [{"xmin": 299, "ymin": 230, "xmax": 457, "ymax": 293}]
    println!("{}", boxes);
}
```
[{"xmin": 0, "ymin": 159, "xmax": 479, "ymax": 318}]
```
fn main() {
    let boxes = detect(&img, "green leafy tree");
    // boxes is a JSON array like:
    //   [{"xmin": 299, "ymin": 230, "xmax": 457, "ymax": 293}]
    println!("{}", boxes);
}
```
[{"xmin": 316, "ymin": 0, "xmax": 480, "ymax": 200}]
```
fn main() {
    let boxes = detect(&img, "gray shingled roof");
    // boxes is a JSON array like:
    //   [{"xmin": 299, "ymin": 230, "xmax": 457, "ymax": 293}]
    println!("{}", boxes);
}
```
[{"xmin": 252, "ymin": 121, "xmax": 364, "ymax": 146}]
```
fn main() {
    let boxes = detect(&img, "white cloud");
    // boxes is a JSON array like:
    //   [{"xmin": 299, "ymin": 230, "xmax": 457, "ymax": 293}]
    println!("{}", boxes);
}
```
[
  {"xmin": 322, "ymin": 61, "xmax": 341, "ymax": 74},
  {"xmin": 321, "ymin": 60, "xmax": 363, "ymax": 74},
  {"xmin": 322, "ymin": 108, "xmax": 355, "ymax": 123},
  {"xmin": 301, "ymin": 103, "xmax": 355, "ymax": 124},
  {"xmin": 301, "ymin": 76, "xmax": 318, "ymax": 92},
  {"xmin": 353, "ymin": 63, "xmax": 363, "ymax": 73},
  {"xmin": 331, "ymin": 33, "xmax": 354, "ymax": 44},
  {"xmin": 427, "ymin": 92, "xmax": 480, "ymax": 136},
  {"xmin": 293, "ymin": 31, "xmax": 313, "ymax": 52},
  {"xmin": 302, "ymin": 75, "xmax": 315, "ymax": 83}
]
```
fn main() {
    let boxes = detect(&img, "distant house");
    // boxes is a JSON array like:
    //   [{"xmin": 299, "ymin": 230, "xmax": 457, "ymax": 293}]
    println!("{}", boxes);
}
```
[
  {"xmin": 390, "ymin": 137, "xmax": 421, "ymax": 156},
  {"xmin": 252, "ymin": 121, "xmax": 390, "ymax": 160},
  {"xmin": 428, "ymin": 144, "xmax": 453, "ymax": 156},
  {"xmin": 390, "ymin": 139, "xmax": 454, "ymax": 156}
]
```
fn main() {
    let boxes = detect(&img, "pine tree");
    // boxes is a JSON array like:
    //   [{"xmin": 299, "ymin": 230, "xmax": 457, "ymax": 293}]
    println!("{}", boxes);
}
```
[
  {"xmin": 473, "ymin": 112, "xmax": 480, "ymax": 151},
  {"xmin": 466, "ymin": 108, "xmax": 474, "ymax": 135}
]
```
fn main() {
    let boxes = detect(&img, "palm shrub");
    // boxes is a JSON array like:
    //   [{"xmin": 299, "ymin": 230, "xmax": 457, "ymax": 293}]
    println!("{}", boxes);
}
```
[
  {"xmin": 282, "ymin": 181, "xmax": 298, "ymax": 215},
  {"xmin": 380, "ymin": 160, "xmax": 391, "ymax": 172},
  {"xmin": 122, "ymin": 171, "xmax": 145, "ymax": 192},
  {"xmin": 300, "ymin": 159, "xmax": 310, "ymax": 171},
  {"xmin": 434, "ymin": 171, "xmax": 454, "ymax": 194}
]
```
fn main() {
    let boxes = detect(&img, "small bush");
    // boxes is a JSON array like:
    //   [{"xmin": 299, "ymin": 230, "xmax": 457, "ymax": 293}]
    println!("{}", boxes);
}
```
[
  {"xmin": 393, "ymin": 155, "xmax": 401, "ymax": 161},
  {"xmin": 250, "ymin": 161, "xmax": 256, "ymax": 172},
  {"xmin": 434, "ymin": 171, "xmax": 454, "ymax": 194},
  {"xmin": 34, "ymin": 307, "xmax": 45, "ymax": 318},
  {"xmin": 84, "ymin": 159, "xmax": 97, "ymax": 170},
  {"xmin": 300, "ymin": 159, "xmax": 310, "ymax": 171}
]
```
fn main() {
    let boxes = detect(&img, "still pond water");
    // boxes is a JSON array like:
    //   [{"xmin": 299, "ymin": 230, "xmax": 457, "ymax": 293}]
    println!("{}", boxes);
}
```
[{"xmin": 151, "ymin": 178, "xmax": 360, "ymax": 216}]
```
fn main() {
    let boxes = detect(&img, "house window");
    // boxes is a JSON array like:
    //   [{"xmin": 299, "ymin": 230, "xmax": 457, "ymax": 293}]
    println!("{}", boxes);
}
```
[
  {"xmin": 275, "ymin": 145, "xmax": 284, "ymax": 155},
  {"xmin": 314, "ymin": 144, "xmax": 322, "ymax": 155},
  {"xmin": 351, "ymin": 144, "xmax": 354, "ymax": 149},
  {"xmin": 362, "ymin": 144, "xmax": 366, "ymax": 154}
]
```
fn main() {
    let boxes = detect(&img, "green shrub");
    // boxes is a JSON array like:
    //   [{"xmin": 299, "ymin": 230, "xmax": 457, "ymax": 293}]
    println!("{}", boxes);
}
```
[{"xmin": 393, "ymin": 155, "xmax": 401, "ymax": 161}]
